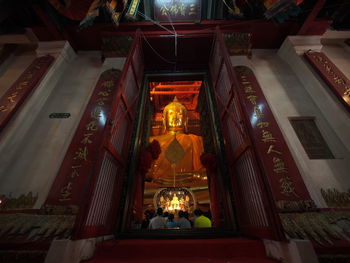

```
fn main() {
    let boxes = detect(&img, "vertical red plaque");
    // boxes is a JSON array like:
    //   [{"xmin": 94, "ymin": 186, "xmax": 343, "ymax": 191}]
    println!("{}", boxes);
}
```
[
  {"xmin": 0, "ymin": 55, "xmax": 54, "ymax": 132},
  {"xmin": 235, "ymin": 66, "xmax": 312, "ymax": 204},
  {"xmin": 45, "ymin": 69, "xmax": 121, "ymax": 208},
  {"xmin": 305, "ymin": 51, "xmax": 350, "ymax": 113}
]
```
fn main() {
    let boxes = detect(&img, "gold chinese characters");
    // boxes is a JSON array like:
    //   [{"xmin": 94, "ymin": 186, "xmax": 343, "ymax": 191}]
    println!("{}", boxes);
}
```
[{"xmin": 237, "ymin": 68, "xmax": 298, "ymax": 197}]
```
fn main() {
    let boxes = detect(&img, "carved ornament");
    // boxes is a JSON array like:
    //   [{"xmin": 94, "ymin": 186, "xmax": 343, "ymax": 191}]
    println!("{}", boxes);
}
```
[
  {"xmin": 280, "ymin": 210, "xmax": 350, "ymax": 245},
  {"xmin": 276, "ymin": 199, "xmax": 317, "ymax": 213},
  {"xmin": 0, "ymin": 192, "xmax": 38, "ymax": 210},
  {"xmin": 101, "ymin": 35, "xmax": 133, "ymax": 58},
  {"xmin": 223, "ymin": 33, "xmax": 252, "ymax": 58},
  {"xmin": 321, "ymin": 188, "xmax": 350, "ymax": 208},
  {"xmin": 0, "ymin": 213, "xmax": 76, "ymax": 241}
]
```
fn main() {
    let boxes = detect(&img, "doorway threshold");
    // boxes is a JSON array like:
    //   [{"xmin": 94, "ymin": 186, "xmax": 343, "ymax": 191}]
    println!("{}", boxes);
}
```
[{"xmin": 117, "ymin": 228, "xmax": 240, "ymax": 239}]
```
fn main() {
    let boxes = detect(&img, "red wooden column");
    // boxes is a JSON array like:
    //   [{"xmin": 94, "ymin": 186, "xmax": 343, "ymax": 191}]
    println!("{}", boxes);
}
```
[
  {"xmin": 0, "ymin": 55, "xmax": 54, "ymax": 132},
  {"xmin": 305, "ymin": 51, "xmax": 350, "ymax": 113},
  {"xmin": 208, "ymin": 171, "xmax": 222, "ymax": 227},
  {"xmin": 200, "ymin": 153, "xmax": 222, "ymax": 227}
]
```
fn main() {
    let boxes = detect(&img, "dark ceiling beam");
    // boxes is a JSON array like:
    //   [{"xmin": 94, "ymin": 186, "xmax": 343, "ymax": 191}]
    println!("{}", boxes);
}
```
[
  {"xmin": 31, "ymin": 4, "xmax": 78, "ymax": 51},
  {"xmin": 298, "ymin": 0, "xmax": 327, "ymax": 35},
  {"xmin": 32, "ymin": 4, "xmax": 62, "ymax": 40}
]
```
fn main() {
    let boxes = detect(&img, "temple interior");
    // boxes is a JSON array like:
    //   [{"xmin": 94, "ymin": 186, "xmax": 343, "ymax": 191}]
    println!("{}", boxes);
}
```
[
  {"xmin": 1, "ymin": 0, "xmax": 350, "ymax": 262},
  {"xmin": 143, "ymin": 80, "xmax": 211, "ymax": 215}
]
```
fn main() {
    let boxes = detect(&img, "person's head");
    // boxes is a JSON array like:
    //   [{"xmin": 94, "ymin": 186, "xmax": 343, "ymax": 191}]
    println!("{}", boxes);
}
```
[
  {"xmin": 168, "ymin": 213, "xmax": 174, "ymax": 221},
  {"xmin": 194, "ymin": 209, "xmax": 203, "ymax": 216},
  {"xmin": 178, "ymin": 210, "xmax": 185, "ymax": 218},
  {"xmin": 183, "ymin": 211, "xmax": 189, "ymax": 219},
  {"xmin": 163, "ymin": 97, "xmax": 188, "ymax": 133},
  {"xmin": 156, "ymin": 207, "xmax": 163, "ymax": 216},
  {"xmin": 163, "ymin": 212, "xmax": 169, "ymax": 218}
]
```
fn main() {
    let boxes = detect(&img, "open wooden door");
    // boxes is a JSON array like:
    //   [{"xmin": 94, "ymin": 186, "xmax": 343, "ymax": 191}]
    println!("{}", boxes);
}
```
[
  {"xmin": 73, "ymin": 30, "xmax": 145, "ymax": 238},
  {"xmin": 208, "ymin": 28, "xmax": 285, "ymax": 240}
]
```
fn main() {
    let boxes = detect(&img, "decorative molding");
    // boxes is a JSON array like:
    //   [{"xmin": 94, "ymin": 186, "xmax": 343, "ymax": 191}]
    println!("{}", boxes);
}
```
[
  {"xmin": 280, "ymin": 210, "xmax": 350, "ymax": 245},
  {"xmin": 39, "ymin": 204, "xmax": 79, "ymax": 215},
  {"xmin": 321, "ymin": 188, "xmax": 350, "ymax": 208},
  {"xmin": 0, "ymin": 192, "xmax": 38, "ymax": 210},
  {"xmin": 276, "ymin": 200, "xmax": 317, "ymax": 213},
  {"xmin": 101, "ymin": 35, "xmax": 133, "ymax": 58},
  {"xmin": 0, "ymin": 213, "xmax": 75, "ymax": 241},
  {"xmin": 304, "ymin": 51, "xmax": 350, "ymax": 113},
  {"xmin": 223, "ymin": 33, "xmax": 252, "ymax": 58}
]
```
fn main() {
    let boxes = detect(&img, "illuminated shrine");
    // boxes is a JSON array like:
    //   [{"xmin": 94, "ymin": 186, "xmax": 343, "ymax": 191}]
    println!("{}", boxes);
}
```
[
  {"xmin": 140, "ymin": 84, "xmax": 212, "ymax": 217},
  {"xmin": 154, "ymin": 187, "xmax": 195, "ymax": 212},
  {"xmin": 0, "ymin": 0, "xmax": 350, "ymax": 262}
]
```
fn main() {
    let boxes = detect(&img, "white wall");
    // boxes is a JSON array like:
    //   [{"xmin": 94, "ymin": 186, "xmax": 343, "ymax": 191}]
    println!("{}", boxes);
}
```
[
  {"xmin": 0, "ymin": 42, "xmax": 126, "ymax": 208},
  {"xmin": 231, "ymin": 45, "xmax": 350, "ymax": 208},
  {"xmin": 322, "ymin": 45, "xmax": 350, "ymax": 80}
]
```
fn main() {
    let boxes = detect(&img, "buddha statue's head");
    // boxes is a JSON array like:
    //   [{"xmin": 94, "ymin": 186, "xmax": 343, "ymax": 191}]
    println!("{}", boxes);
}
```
[{"xmin": 163, "ymin": 97, "xmax": 188, "ymax": 133}]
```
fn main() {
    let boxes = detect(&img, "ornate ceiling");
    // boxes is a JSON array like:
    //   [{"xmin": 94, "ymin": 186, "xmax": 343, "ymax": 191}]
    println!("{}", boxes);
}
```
[{"xmin": 1, "ymin": 0, "xmax": 349, "ymax": 51}]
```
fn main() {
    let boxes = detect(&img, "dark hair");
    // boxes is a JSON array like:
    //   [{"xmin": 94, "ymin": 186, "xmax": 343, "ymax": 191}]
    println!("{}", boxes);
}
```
[
  {"xmin": 156, "ymin": 207, "xmax": 163, "ymax": 216},
  {"xmin": 178, "ymin": 210, "xmax": 184, "ymax": 218},
  {"xmin": 183, "ymin": 211, "xmax": 189, "ymax": 219},
  {"xmin": 163, "ymin": 212, "xmax": 169, "ymax": 217},
  {"xmin": 194, "ymin": 209, "xmax": 203, "ymax": 216},
  {"xmin": 168, "ymin": 214, "xmax": 174, "ymax": 222}
]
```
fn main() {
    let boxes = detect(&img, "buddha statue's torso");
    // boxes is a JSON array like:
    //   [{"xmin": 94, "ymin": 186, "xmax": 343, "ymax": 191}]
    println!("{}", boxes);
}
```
[{"xmin": 146, "ymin": 97, "xmax": 205, "ymax": 184}]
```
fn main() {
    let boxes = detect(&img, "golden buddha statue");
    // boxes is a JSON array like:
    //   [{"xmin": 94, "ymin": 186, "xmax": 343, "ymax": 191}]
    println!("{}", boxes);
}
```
[{"xmin": 146, "ymin": 97, "xmax": 205, "ymax": 184}]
